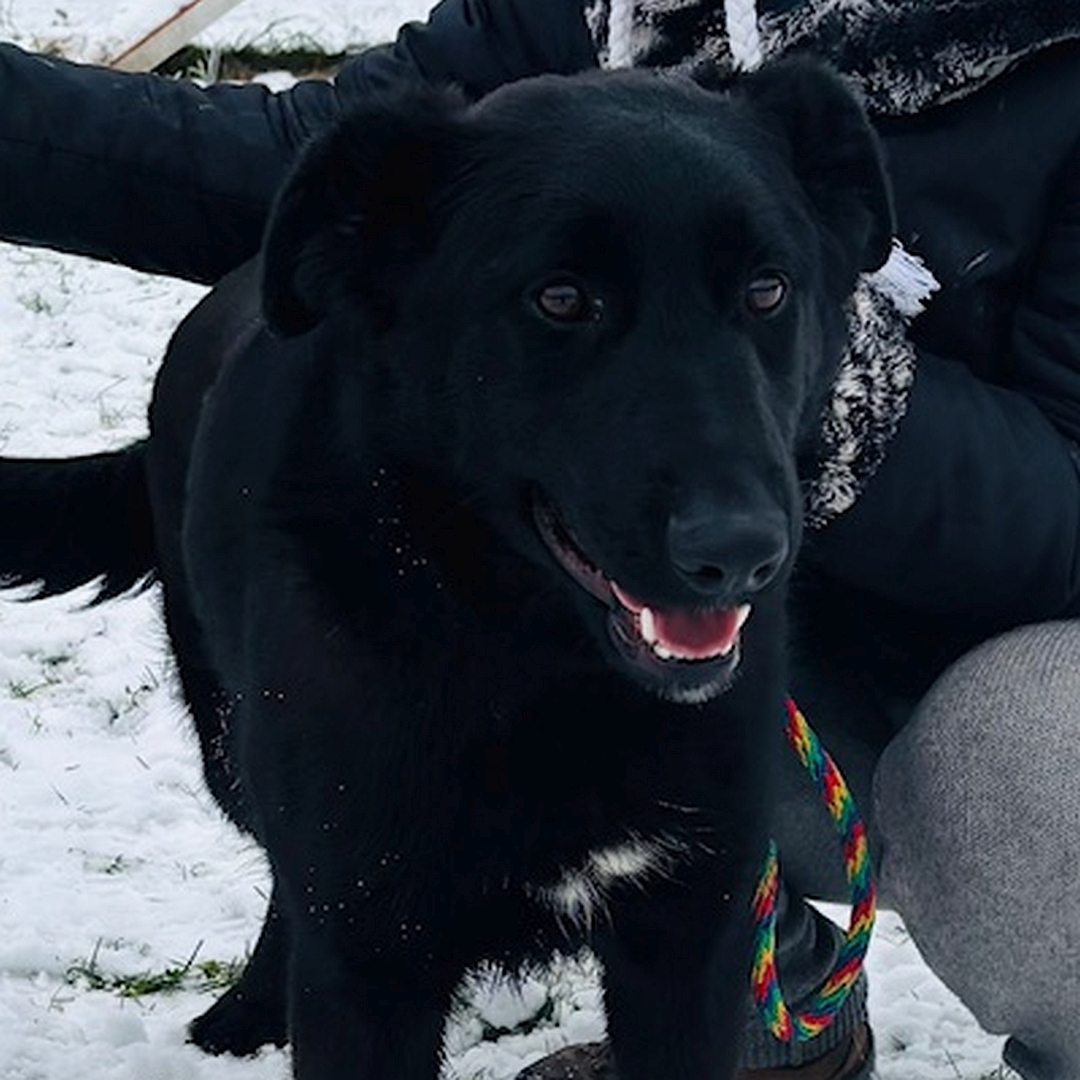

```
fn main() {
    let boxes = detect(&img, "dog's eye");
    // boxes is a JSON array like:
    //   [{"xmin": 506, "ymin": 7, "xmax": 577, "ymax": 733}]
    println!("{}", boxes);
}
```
[
  {"xmin": 534, "ymin": 280, "xmax": 600, "ymax": 324},
  {"xmin": 745, "ymin": 274, "xmax": 787, "ymax": 316}
]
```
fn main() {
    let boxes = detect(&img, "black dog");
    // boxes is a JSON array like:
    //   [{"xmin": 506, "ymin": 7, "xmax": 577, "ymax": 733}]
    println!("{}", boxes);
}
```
[{"xmin": 0, "ymin": 60, "xmax": 890, "ymax": 1079}]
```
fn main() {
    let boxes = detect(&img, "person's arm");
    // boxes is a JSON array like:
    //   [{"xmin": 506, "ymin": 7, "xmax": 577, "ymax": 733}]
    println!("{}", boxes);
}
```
[
  {"xmin": 805, "ymin": 135, "xmax": 1080, "ymax": 626},
  {"xmin": 0, "ymin": 0, "xmax": 594, "ymax": 283},
  {"xmin": 0, "ymin": 44, "xmax": 334, "ymax": 282},
  {"xmin": 804, "ymin": 351, "xmax": 1080, "ymax": 625},
  {"xmin": 341, "ymin": 0, "xmax": 595, "ymax": 103}
]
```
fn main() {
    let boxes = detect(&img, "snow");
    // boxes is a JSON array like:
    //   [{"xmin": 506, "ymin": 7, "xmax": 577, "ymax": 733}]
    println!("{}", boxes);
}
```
[
  {"xmin": 0, "ymin": 2, "xmax": 1018, "ymax": 1078},
  {"xmin": 0, "ymin": 0, "xmax": 434, "ymax": 64}
]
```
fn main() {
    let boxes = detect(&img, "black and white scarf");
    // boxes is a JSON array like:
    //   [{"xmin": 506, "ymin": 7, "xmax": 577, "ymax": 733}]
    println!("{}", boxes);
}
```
[
  {"xmin": 588, "ymin": 0, "xmax": 1080, "ymax": 115},
  {"xmin": 582, "ymin": 0, "xmax": 1080, "ymax": 525}
]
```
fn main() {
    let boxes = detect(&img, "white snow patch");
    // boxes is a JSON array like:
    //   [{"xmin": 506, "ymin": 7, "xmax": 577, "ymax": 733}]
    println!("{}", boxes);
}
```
[{"xmin": 0, "ymin": 0, "xmax": 435, "ymax": 64}]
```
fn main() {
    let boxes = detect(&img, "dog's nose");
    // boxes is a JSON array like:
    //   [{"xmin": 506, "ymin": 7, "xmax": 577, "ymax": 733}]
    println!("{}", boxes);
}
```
[{"xmin": 667, "ymin": 496, "xmax": 790, "ymax": 599}]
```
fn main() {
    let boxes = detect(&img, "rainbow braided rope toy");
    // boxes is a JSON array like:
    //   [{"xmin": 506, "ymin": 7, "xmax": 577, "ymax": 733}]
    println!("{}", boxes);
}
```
[{"xmin": 750, "ymin": 697, "xmax": 877, "ymax": 1042}]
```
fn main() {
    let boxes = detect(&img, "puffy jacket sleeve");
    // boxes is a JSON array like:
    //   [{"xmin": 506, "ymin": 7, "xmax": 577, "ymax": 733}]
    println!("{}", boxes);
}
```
[
  {"xmin": 340, "ymin": 0, "xmax": 595, "ymax": 102},
  {"xmin": 0, "ymin": 45, "xmax": 340, "ymax": 282},
  {"xmin": 0, "ymin": 0, "xmax": 594, "ymax": 283},
  {"xmin": 806, "ymin": 135, "xmax": 1080, "ymax": 626},
  {"xmin": 804, "ymin": 349, "xmax": 1080, "ymax": 625}
]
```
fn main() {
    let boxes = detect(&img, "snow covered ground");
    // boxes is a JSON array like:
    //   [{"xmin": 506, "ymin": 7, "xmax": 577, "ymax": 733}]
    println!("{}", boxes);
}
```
[
  {"xmin": 0, "ymin": 0, "xmax": 435, "ymax": 64},
  {"xmin": 0, "ymin": 2, "xmax": 1020, "ymax": 1078}
]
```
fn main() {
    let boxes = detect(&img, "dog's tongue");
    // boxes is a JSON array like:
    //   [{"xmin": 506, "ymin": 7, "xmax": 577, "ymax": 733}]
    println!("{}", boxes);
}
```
[
  {"xmin": 652, "ymin": 608, "xmax": 742, "ymax": 658},
  {"xmin": 612, "ymin": 585, "xmax": 748, "ymax": 661}
]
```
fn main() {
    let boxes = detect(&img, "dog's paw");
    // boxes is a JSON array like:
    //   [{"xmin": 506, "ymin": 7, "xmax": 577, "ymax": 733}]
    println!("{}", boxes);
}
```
[{"xmin": 187, "ymin": 985, "xmax": 288, "ymax": 1056}]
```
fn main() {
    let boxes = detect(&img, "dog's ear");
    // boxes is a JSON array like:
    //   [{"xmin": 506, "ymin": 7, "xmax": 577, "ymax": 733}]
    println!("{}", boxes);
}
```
[
  {"xmin": 737, "ymin": 58, "xmax": 894, "ymax": 273},
  {"xmin": 261, "ymin": 88, "xmax": 467, "ymax": 337}
]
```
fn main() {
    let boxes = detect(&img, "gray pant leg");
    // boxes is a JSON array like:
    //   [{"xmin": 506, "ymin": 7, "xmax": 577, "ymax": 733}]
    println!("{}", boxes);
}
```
[{"xmin": 875, "ymin": 621, "xmax": 1080, "ymax": 1080}]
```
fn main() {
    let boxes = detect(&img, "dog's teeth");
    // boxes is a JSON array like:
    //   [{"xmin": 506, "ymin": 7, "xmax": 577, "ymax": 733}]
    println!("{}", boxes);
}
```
[
  {"xmin": 735, "ymin": 605, "xmax": 752, "ymax": 631},
  {"xmin": 639, "ymin": 607, "xmax": 657, "ymax": 645}
]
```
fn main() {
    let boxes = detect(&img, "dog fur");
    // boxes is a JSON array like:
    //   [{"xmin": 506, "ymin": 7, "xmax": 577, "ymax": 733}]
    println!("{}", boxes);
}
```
[{"xmin": 0, "ymin": 60, "xmax": 890, "ymax": 1079}]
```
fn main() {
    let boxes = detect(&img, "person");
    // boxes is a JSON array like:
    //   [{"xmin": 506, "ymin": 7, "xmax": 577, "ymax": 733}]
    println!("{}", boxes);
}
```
[{"xmin": 5, "ymin": 2, "xmax": 1080, "ymax": 1077}]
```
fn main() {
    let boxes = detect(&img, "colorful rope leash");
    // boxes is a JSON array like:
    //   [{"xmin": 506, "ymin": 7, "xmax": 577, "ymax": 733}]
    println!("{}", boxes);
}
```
[{"xmin": 750, "ymin": 697, "xmax": 877, "ymax": 1042}]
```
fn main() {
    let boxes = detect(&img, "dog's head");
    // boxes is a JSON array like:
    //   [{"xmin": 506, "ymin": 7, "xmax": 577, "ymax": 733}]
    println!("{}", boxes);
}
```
[{"xmin": 261, "ymin": 60, "xmax": 892, "ymax": 704}]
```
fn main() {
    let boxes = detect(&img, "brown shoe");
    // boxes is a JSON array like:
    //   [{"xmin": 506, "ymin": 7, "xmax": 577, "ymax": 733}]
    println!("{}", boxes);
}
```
[
  {"xmin": 515, "ymin": 1042, "xmax": 617, "ymax": 1080},
  {"xmin": 513, "ymin": 1025, "xmax": 872, "ymax": 1080}
]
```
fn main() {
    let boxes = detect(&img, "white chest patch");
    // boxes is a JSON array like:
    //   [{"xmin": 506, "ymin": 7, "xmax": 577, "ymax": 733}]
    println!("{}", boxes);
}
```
[{"xmin": 531, "ymin": 834, "xmax": 689, "ymax": 931}]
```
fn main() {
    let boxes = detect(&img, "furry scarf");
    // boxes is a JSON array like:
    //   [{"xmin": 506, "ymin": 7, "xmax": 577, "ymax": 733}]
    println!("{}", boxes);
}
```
[{"xmin": 587, "ymin": 0, "xmax": 1080, "ymax": 113}]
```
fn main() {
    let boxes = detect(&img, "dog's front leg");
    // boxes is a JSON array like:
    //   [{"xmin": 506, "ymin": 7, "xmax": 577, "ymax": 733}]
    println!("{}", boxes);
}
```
[
  {"xmin": 287, "ymin": 944, "xmax": 457, "ymax": 1080},
  {"xmin": 594, "ymin": 871, "xmax": 758, "ymax": 1080},
  {"xmin": 189, "ymin": 883, "xmax": 290, "ymax": 1054}
]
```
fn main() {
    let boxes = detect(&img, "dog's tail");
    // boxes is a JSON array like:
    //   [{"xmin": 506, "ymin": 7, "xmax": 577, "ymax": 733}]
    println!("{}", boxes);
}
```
[{"xmin": 0, "ymin": 442, "xmax": 155, "ymax": 602}]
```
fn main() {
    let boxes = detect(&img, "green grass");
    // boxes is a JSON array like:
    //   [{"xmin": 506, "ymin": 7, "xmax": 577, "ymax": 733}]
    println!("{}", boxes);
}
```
[
  {"xmin": 7, "ymin": 649, "xmax": 76, "ymax": 700},
  {"xmin": 157, "ymin": 43, "xmax": 346, "ymax": 81},
  {"xmin": 7, "ymin": 679, "xmax": 53, "ymax": 700},
  {"xmin": 65, "ymin": 939, "xmax": 245, "ymax": 1000}
]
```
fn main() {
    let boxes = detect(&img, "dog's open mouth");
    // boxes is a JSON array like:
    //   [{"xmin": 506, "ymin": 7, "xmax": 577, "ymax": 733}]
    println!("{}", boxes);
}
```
[{"xmin": 533, "ymin": 493, "xmax": 750, "ymax": 703}]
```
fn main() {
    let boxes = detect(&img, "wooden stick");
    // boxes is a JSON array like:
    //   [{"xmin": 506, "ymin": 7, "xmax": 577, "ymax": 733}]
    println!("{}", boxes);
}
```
[{"xmin": 107, "ymin": 0, "xmax": 246, "ymax": 73}]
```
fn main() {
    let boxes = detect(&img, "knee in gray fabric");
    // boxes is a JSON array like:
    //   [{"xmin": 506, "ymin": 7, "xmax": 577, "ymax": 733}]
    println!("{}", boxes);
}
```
[{"xmin": 873, "ymin": 621, "xmax": 1080, "ymax": 1079}]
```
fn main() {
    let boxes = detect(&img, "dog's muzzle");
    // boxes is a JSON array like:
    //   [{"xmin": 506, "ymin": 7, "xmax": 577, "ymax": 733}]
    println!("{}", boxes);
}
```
[{"xmin": 532, "ymin": 492, "xmax": 751, "ymax": 704}]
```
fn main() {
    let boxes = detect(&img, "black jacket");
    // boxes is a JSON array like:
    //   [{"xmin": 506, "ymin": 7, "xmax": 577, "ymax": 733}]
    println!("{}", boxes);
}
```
[
  {"xmin": 0, "ymin": 1, "xmax": 594, "ymax": 282},
  {"xmin": 3, "ymin": 0, "xmax": 1080, "ymax": 673}
]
